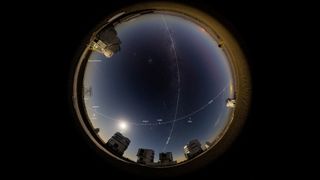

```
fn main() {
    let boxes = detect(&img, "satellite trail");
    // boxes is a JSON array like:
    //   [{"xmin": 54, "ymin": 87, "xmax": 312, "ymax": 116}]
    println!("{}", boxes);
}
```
[
  {"xmin": 161, "ymin": 15, "xmax": 181, "ymax": 151},
  {"xmin": 90, "ymin": 85, "xmax": 227, "ymax": 126},
  {"xmin": 87, "ymin": 15, "xmax": 230, "ymax": 152}
]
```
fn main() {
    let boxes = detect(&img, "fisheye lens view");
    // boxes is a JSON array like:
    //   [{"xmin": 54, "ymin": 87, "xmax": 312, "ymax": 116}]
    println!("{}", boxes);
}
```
[{"xmin": 72, "ymin": 4, "xmax": 250, "ymax": 170}]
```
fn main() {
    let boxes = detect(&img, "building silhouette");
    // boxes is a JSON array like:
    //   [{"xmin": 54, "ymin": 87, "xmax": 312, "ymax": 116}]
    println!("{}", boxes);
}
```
[
  {"xmin": 90, "ymin": 25, "xmax": 121, "ymax": 58},
  {"xmin": 136, "ymin": 149, "xmax": 177, "ymax": 166},
  {"xmin": 159, "ymin": 152, "xmax": 173, "ymax": 163},
  {"xmin": 159, "ymin": 152, "xmax": 177, "ymax": 166},
  {"xmin": 83, "ymin": 86, "xmax": 92, "ymax": 97},
  {"xmin": 184, "ymin": 139, "xmax": 204, "ymax": 160},
  {"xmin": 136, "ymin": 148, "xmax": 155, "ymax": 164},
  {"xmin": 104, "ymin": 132, "xmax": 130, "ymax": 157},
  {"xmin": 202, "ymin": 141, "xmax": 212, "ymax": 151},
  {"xmin": 226, "ymin": 98, "xmax": 236, "ymax": 108},
  {"xmin": 226, "ymin": 91, "xmax": 237, "ymax": 108},
  {"xmin": 94, "ymin": 128, "xmax": 100, "ymax": 134},
  {"xmin": 205, "ymin": 141, "xmax": 212, "ymax": 149}
]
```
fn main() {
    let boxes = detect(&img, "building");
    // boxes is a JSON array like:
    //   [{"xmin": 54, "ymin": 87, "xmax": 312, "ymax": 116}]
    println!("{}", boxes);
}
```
[
  {"xmin": 136, "ymin": 151, "xmax": 177, "ymax": 167},
  {"xmin": 226, "ymin": 98, "xmax": 236, "ymax": 108},
  {"xmin": 184, "ymin": 139, "xmax": 204, "ymax": 160},
  {"xmin": 94, "ymin": 128, "xmax": 100, "ymax": 134},
  {"xmin": 205, "ymin": 141, "xmax": 212, "ymax": 149},
  {"xmin": 104, "ymin": 132, "xmax": 130, "ymax": 157},
  {"xmin": 226, "ymin": 91, "xmax": 237, "ymax": 108},
  {"xmin": 158, "ymin": 152, "xmax": 177, "ymax": 166},
  {"xmin": 159, "ymin": 152, "xmax": 173, "ymax": 163},
  {"xmin": 136, "ymin": 148, "xmax": 155, "ymax": 164},
  {"xmin": 202, "ymin": 141, "xmax": 212, "ymax": 151},
  {"xmin": 90, "ymin": 25, "xmax": 121, "ymax": 58},
  {"xmin": 83, "ymin": 86, "xmax": 92, "ymax": 97}
]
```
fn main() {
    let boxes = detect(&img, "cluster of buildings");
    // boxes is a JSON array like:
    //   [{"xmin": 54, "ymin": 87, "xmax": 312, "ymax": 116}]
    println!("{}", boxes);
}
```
[
  {"xmin": 102, "ymin": 132, "xmax": 210, "ymax": 166},
  {"xmin": 136, "ymin": 149, "xmax": 177, "ymax": 166}
]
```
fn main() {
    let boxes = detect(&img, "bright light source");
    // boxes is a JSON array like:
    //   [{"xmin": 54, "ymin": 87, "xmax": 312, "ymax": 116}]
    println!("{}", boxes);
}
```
[{"xmin": 118, "ymin": 120, "xmax": 128, "ymax": 131}]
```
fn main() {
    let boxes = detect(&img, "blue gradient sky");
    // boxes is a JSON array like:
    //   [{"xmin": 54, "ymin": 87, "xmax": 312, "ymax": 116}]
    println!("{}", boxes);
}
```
[{"xmin": 83, "ymin": 13, "xmax": 234, "ymax": 162}]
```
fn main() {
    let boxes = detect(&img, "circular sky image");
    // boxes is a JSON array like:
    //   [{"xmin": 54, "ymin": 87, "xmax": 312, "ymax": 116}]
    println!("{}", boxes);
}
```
[{"xmin": 72, "ymin": 2, "xmax": 250, "ymax": 171}]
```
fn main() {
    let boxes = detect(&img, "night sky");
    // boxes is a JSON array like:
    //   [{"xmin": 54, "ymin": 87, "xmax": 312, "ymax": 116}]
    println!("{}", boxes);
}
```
[{"xmin": 83, "ymin": 13, "xmax": 234, "ymax": 162}]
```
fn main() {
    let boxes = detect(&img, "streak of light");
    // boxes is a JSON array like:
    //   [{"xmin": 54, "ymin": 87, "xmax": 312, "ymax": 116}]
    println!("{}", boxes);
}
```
[
  {"xmin": 90, "ymin": 85, "xmax": 228, "ymax": 126},
  {"xmin": 88, "ymin": 59, "xmax": 103, "ymax": 62},
  {"xmin": 161, "ymin": 15, "xmax": 181, "ymax": 151}
]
